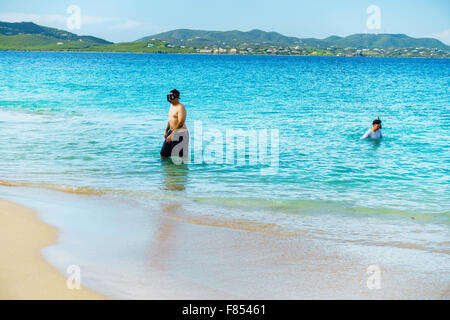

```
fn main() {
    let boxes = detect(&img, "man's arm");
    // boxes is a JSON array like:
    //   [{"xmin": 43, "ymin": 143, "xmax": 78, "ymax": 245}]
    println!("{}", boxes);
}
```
[
  {"xmin": 164, "ymin": 121, "xmax": 170, "ymax": 138},
  {"xmin": 360, "ymin": 129, "xmax": 371, "ymax": 139},
  {"xmin": 173, "ymin": 105, "xmax": 186, "ymax": 131}
]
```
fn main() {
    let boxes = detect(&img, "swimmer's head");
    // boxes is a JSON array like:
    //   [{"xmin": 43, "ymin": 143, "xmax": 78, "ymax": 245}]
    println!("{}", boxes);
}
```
[
  {"xmin": 167, "ymin": 89, "xmax": 180, "ymax": 104},
  {"xmin": 372, "ymin": 118, "xmax": 382, "ymax": 131}
]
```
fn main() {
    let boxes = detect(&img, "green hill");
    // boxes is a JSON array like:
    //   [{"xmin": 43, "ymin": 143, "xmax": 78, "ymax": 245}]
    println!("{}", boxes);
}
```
[
  {"xmin": 91, "ymin": 40, "xmax": 195, "ymax": 53},
  {"xmin": 138, "ymin": 29, "xmax": 303, "ymax": 47},
  {"xmin": 0, "ymin": 34, "xmax": 109, "ymax": 50},
  {"xmin": 140, "ymin": 29, "xmax": 450, "ymax": 51},
  {"xmin": 0, "ymin": 21, "xmax": 448, "ymax": 55},
  {"xmin": 0, "ymin": 22, "xmax": 191, "ymax": 52},
  {"xmin": 0, "ymin": 21, "xmax": 112, "ymax": 44},
  {"xmin": 332, "ymin": 33, "xmax": 449, "ymax": 50},
  {"xmin": 0, "ymin": 34, "xmax": 194, "ymax": 53}
]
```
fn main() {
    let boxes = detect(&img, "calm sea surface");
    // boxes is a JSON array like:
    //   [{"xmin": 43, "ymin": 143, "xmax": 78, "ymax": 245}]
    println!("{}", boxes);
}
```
[{"xmin": 0, "ymin": 51, "xmax": 449, "ymax": 224}]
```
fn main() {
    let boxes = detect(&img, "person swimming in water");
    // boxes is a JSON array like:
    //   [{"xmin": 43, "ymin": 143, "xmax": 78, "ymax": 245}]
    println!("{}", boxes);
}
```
[
  {"xmin": 360, "ymin": 117, "xmax": 383, "ymax": 139},
  {"xmin": 160, "ymin": 89, "xmax": 189, "ymax": 161}
]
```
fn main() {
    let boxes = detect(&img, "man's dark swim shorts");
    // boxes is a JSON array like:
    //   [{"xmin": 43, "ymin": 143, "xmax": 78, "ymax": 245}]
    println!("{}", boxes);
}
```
[{"xmin": 160, "ymin": 129, "xmax": 188, "ymax": 157}]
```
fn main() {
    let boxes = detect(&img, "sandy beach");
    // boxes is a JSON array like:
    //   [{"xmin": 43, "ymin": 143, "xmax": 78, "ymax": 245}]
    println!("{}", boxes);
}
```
[
  {"xmin": 0, "ymin": 186, "xmax": 448, "ymax": 300},
  {"xmin": 0, "ymin": 198, "xmax": 107, "ymax": 299}
]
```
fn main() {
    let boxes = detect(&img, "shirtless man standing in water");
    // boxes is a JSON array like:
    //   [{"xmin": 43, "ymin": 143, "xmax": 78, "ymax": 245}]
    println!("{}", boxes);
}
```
[{"xmin": 160, "ymin": 89, "xmax": 189, "ymax": 160}]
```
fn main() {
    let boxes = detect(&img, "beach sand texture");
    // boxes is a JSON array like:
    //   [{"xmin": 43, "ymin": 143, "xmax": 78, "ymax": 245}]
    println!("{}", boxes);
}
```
[{"xmin": 0, "ymin": 198, "xmax": 106, "ymax": 299}]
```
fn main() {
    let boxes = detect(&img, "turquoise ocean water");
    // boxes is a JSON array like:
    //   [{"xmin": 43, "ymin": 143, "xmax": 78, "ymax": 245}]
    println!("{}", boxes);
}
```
[{"xmin": 0, "ymin": 51, "xmax": 449, "ymax": 247}]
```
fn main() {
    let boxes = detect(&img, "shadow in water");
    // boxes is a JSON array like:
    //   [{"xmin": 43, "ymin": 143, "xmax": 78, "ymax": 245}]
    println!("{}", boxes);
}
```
[
  {"xmin": 370, "ymin": 139, "xmax": 382, "ymax": 150},
  {"xmin": 161, "ymin": 158, "xmax": 189, "ymax": 191},
  {"xmin": 362, "ymin": 138, "xmax": 383, "ymax": 150},
  {"xmin": 148, "ymin": 159, "xmax": 189, "ymax": 270}
]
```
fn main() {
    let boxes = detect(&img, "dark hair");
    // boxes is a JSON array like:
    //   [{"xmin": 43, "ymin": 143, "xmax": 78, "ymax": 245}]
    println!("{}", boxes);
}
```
[
  {"xmin": 372, "ymin": 119, "xmax": 382, "ymax": 125},
  {"xmin": 170, "ymin": 89, "xmax": 180, "ymax": 98}
]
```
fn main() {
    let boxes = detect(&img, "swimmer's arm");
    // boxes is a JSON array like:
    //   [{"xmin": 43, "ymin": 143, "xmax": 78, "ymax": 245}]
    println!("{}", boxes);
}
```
[{"xmin": 360, "ymin": 129, "xmax": 371, "ymax": 139}]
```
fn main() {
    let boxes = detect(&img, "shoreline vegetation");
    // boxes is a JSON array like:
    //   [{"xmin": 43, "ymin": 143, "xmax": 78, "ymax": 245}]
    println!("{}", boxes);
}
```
[
  {"xmin": 0, "ymin": 22, "xmax": 449, "ymax": 58},
  {"xmin": 0, "ymin": 197, "xmax": 107, "ymax": 299},
  {"xmin": 2, "ymin": 47, "xmax": 449, "ymax": 59},
  {"xmin": 1, "ymin": 41, "xmax": 449, "ymax": 59}
]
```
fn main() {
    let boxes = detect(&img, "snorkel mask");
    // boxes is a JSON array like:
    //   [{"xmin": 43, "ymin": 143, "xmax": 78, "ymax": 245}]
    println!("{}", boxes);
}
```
[
  {"xmin": 372, "ymin": 116, "xmax": 382, "ymax": 129},
  {"xmin": 167, "ymin": 89, "xmax": 180, "ymax": 103},
  {"xmin": 167, "ymin": 93, "xmax": 177, "ymax": 103}
]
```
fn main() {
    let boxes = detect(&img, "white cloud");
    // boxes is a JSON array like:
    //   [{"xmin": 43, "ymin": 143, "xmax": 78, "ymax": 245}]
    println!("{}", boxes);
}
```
[
  {"xmin": 0, "ymin": 12, "xmax": 123, "ymax": 27},
  {"xmin": 430, "ymin": 29, "xmax": 450, "ymax": 45},
  {"xmin": 0, "ymin": 12, "xmax": 66, "ymax": 25},
  {"xmin": 110, "ymin": 20, "xmax": 146, "ymax": 30}
]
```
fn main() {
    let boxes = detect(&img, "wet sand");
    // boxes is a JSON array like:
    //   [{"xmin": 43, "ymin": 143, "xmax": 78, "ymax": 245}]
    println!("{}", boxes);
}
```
[
  {"xmin": 0, "ymin": 187, "xmax": 448, "ymax": 300},
  {"xmin": 145, "ymin": 209, "xmax": 450, "ymax": 299}
]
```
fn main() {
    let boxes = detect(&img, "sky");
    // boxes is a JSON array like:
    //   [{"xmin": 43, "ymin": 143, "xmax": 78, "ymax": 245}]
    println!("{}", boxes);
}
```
[{"xmin": 0, "ymin": 0, "xmax": 449, "ymax": 44}]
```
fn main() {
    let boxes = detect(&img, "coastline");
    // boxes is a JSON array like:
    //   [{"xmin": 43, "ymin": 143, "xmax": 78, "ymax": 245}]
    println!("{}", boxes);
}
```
[
  {"xmin": 0, "ymin": 49, "xmax": 448, "ymax": 59},
  {"xmin": 0, "ymin": 197, "xmax": 107, "ymax": 299}
]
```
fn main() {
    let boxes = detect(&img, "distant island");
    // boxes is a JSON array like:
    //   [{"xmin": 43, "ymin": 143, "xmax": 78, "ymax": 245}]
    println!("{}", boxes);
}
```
[{"xmin": 1, "ymin": 22, "xmax": 449, "ymax": 58}]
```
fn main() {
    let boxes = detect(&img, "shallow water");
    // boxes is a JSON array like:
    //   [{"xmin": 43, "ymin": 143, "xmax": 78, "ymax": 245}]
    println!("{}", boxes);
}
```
[{"xmin": 1, "ymin": 51, "xmax": 449, "ymax": 242}]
